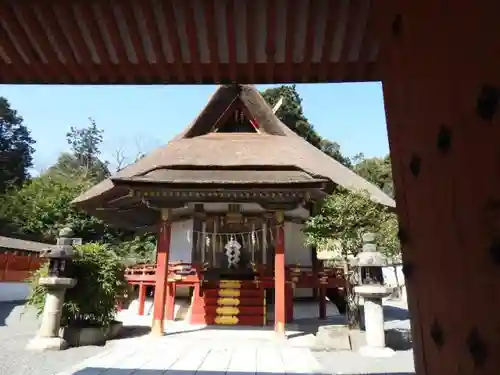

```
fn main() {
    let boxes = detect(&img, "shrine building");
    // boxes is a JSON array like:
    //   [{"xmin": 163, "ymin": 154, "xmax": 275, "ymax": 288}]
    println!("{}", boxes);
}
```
[
  {"xmin": 2, "ymin": 1, "xmax": 495, "ymax": 373},
  {"xmin": 72, "ymin": 84, "xmax": 394, "ymax": 334}
]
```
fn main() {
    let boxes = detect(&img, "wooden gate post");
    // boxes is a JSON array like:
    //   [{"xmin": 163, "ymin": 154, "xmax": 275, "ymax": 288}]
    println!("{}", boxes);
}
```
[{"xmin": 380, "ymin": 1, "xmax": 500, "ymax": 373}]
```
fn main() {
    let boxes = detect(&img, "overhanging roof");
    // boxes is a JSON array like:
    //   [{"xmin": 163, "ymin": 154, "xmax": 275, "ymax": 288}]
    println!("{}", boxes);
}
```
[
  {"xmin": 0, "ymin": 0, "xmax": 381, "ymax": 84},
  {"xmin": 73, "ymin": 84, "xmax": 395, "ymax": 210}
]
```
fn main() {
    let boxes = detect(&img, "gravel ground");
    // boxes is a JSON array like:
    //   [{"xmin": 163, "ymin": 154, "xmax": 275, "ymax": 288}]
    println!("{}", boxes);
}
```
[
  {"xmin": 313, "ymin": 349, "xmax": 415, "ymax": 375},
  {"xmin": 313, "ymin": 298, "xmax": 416, "ymax": 375},
  {"xmin": 0, "ymin": 301, "xmax": 115, "ymax": 375},
  {"xmin": 0, "ymin": 298, "xmax": 415, "ymax": 375}
]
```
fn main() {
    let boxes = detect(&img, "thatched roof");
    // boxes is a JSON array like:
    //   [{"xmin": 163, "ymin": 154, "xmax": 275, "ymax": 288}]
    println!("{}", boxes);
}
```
[{"xmin": 73, "ymin": 85, "xmax": 395, "ymax": 210}]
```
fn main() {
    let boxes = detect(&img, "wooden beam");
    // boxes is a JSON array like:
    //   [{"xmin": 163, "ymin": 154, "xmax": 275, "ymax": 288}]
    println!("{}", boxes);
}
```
[
  {"xmin": 203, "ymin": 0, "xmax": 219, "ymax": 83},
  {"xmin": 160, "ymin": 0, "xmax": 186, "ymax": 82},
  {"xmin": 0, "ymin": 16, "xmax": 30, "ymax": 81},
  {"xmin": 355, "ymin": 0, "xmax": 376, "ymax": 79},
  {"xmin": 210, "ymin": 96, "xmax": 240, "ymax": 132},
  {"xmin": 318, "ymin": 0, "xmax": 340, "ymax": 81},
  {"xmin": 0, "ymin": 3, "xmax": 47, "ymax": 82},
  {"xmin": 139, "ymin": 0, "xmax": 170, "ymax": 82},
  {"xmin": 239, "ymin": 100, "xmax": 260, "ymax": 131},
  {"xmin": 225, "ymin": 0, "xmax": 237, "ymax": 82},
  {"xmin": 36, "ymin": 3, "xmax": 85, "ymax": 83},
  {"xmin": 301, "ymin": 0, "xmax": 317, "ymax": 82},
  {"xmin": 16, "ymin": 4, "xmax": 72, "ymax": 81},
  {"xmin": 283, "ymin": 0, "xmax": 296, "ymax": 83},
  {"xmin": 245, "ymin": 1, "xmax": 256, "ymax": 83},
  {"xmin": 98, "ymin": 1, "xmax": 133, "ymax": 82},
  {"xmin": 265, "ymin": 0, "xmax": 277, "ymax": 82},
  {"xmin": 336, "ymin": 0, "xmax": 364, "ymax": 81},
  {"xmin": 78, "ymin": 3, "xmax": 117, "ymax": 83},
  {"xmin": 53, "ymin": 3, "xmax": 95, "ymax": 82},
  {"xmin": 121, "ymin": 0, "xmax": 151, "ymax": 82},
  {"xmin": 181, "ymin": 0, "xmax": 202, "ymax": 82}
]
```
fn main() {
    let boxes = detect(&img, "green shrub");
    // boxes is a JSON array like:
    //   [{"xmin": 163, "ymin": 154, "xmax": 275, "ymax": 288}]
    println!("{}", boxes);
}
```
[{"xmin": 26, "ymin": 242, "xmax": 128, "ymax": 328}]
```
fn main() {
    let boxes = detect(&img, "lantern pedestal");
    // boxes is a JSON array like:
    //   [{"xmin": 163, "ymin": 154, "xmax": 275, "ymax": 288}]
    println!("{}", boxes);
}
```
[
  {"xmin": 355, "ymin": 284, "xmax": 395, "ymax": 358},
  {"xmin": 26, "ymin": 277, "xmax": 77, "ymax": 351}
]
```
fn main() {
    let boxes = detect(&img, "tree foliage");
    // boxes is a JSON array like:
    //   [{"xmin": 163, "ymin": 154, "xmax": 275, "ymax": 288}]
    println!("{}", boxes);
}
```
[
  {"xmin": 0, "ymin": 172, "xmax": 115, "ymax": 243},
  {"xmin": 1, "ymin": 119, "xmax": 116, "ymax": 243},
  {"xmin": 261, "ymin": 85, "xmax": 352, "ymax": 167},
  {"xmin": 0, "ymin": 97, "xmax": 35, "ymax": 193},
  {"xmin": 26, "ymin": 242, "xmax": 128, "ymax": 327},
  {"xmin": 47, "ymin": 118, "xmax": 110, "ymax": 183},
  {"xmin": 353, "ymin": 154, "xmax": 394, "ymax": 198},
  {"xmin": 304, "ymin": 189, "xmax": 391, "ymax": 258},
  {"xmin": 304, "ymin": 188, "xmax": 399, "ymax": 328}
]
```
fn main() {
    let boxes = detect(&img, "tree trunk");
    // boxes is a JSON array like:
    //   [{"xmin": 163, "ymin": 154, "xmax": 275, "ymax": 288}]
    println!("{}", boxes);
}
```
[
  {"xmin": 392, "ymin": 263, "xmax": 401, "ymax": 298},
  {"xmin": 343, "ymin": 260, "xmax": 361, "ymax": 329},
  {"xmin": 346, "ymin": 289, "xmax": 361, "ymax": 329}
]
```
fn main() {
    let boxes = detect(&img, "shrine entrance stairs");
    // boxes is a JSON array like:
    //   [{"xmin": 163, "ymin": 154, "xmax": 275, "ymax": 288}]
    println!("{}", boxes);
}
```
[{"xmin": 190, "ymin": 280, "xmax": 266, "ymax": 326}]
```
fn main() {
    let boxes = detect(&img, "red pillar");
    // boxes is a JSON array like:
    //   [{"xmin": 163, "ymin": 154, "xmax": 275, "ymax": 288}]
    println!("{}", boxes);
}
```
[
  {"xmin": 151, "ymin": 209, "xmax": 171, "ymax": 336},
  {"xmin": 138, "ymin": 283, "xmax": 146, "ymax": 316},
  {"xmin": 165, "ymin": 282, "xmax": 176, "ymax": 321},
  {"xmin": 274, "ymin": 211, "xmax": 286, "ymax": 334},
  {"xmin": 319, "ymin": 264, "xmax": 326, "ymax": 319},
  {"xmin": 311, "ymin": 245, "xmax": 319, "ymax": 299},
  {"xmin": 380, "ymin": 2, "xmax": 500, "ymax": 374},
  {"xmin": 319, "ymin": 286, "xmax": 326, "ymax": 320},
  {"xmin": 285, "ymin": 283, "xmax": 294, "ymax": 323}
]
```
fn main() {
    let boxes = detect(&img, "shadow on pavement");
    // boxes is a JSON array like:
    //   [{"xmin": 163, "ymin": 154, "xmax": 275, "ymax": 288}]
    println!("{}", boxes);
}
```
[
  {"xmin": 383, "ymin": 305, "xmax": 410, "ymax": 321},
  {"xmin": 0, "ymin": 300, "xmax": 25, "ymax": 326},
  {"xmin": 114, "ymin": 325, "xmax": 151, "ymax": 340},
  {"xmin": 73, "ymin": 369, "xmax": 415, "ymax": 375}
]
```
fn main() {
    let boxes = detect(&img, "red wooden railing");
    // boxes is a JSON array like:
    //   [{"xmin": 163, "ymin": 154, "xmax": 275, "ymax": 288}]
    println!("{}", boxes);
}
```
[
  {"xmin": 124, "ymin": 262, "xmax": 346, "ymax": 288},
  {"xmin": 0, "ymin": 252, "xmax": 45, "ymax": 282},
  {"xmin": 124, "ymin": 262, "xmax": 348, "ymax": 321}
]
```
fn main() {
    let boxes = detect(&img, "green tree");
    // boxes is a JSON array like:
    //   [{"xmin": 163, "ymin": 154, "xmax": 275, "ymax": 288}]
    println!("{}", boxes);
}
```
[
  {"xmin": 115, "ymin": 233, "xmax": 157, "ymax": 265},
  {"xmin": 261, "ymin": 85, "xmax": 351, "ymax": 167},
  {"xmin": 353, "ymin": 154, "xmax": 394, "ymax": 197},
  {"xmin": 303, "ymin": 188, "xmax": 399, "ymax": 328},
  {"xmin": 54, "ymin": 118, "xmax": 110, "ymax": 182},
  {"xmin": 0, "ymin": 97, "xmax": 35, "ymax": 193},
  {"xmin": 0, "ymin": 172, "xmax": 117, "ymax": 243},
  {"xmin": 26, "ymin": 242, "xmax": 128, "ymax": 328}
]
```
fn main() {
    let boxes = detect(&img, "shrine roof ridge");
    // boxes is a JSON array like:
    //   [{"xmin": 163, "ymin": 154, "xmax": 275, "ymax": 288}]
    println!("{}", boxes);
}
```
[{"xmin": 73, "ymin": 85, "xmax": 395, "ymax": 211}]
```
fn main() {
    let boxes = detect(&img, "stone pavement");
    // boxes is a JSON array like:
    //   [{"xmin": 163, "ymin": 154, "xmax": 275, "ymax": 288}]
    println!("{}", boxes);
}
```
[
  {"xmin": 56, "ymin": 330, "xmax": 324, "ymax": 375},
  {"xmin": 55, "ymin": 323, "xmax": 415, "ymax": 375}
]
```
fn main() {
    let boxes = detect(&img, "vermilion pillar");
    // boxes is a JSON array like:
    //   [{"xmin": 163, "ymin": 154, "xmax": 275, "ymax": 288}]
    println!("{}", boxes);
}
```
[
  {"xmin": 165, "ymin": 282, "xmax": 175, "ymax": 321},
  {"xmin": 138, "ymin": 283, "xmax": 146, "ymax": 316},
  {"xmin": 274, "ymin": 211, "xmax": 286, "ymax": 334},
  {"xmin": 151, "ymin": 209, "xmax": 171, "ymax": 336},
  {"xmin": 380, "ymin": 2, "xmax": 500, "ymax": 374}
]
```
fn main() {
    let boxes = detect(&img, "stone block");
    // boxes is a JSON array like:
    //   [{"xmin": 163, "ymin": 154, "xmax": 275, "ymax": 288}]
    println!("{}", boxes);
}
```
[
  {"xmin": 348, "ymin": 329, "xmax": 366, "ymax": 351},
  {"xmin": 385, "ymin": 327, "xmax": 412, "ymax": 350},
  {"xmin": 314, "ymin": 325, "xmax": 352, "ymax": 351},
  {"xmin": 61, "ymin": 326, "xmax": 106, "ymax": 347},
  {"xmin": 26, "ymin": 336, "xmax": 69, "ymax": 351},
  {"xmin": 60, "ymin": 321, "xmax": 122, "ymax": 347}
]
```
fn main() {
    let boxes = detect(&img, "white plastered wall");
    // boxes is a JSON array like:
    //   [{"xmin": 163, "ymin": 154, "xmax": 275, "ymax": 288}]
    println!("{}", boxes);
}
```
[
  {"xmin": 0, "ymin": 282, "xmax": 30, "ymax": 301},
  {"xmin": 170, "ymin": 219, "xmax": 194, "ymax": 297},
  {"xmin": 284, "ymin": 222, "xmax": 313, "ymax": 298}
]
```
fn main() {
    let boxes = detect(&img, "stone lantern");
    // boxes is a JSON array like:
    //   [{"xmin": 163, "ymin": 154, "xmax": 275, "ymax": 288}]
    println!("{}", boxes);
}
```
[
  {"xmin": 45, "ymin": 227, "xmax": 77, "ymax": 278},
  {"xmin": 351, "ymin": 232, "xmax": 395, "ymax": 357},
  {"xmin": 27, "ymin": 227, "xmax": 79, "ymax": 351}
]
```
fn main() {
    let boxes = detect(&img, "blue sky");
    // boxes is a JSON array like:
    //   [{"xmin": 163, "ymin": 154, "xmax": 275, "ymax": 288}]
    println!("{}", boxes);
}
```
[{"xmin": 0, "ymin": 82, "xmax": 389, "ymax": 173}]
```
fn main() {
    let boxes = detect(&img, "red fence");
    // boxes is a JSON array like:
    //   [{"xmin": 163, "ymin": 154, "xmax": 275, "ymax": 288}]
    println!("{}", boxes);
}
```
[
  {"xmin": 124, "ymin": 262, "xmax": 346, "ymax": 289},
  {"xmin": 0, "ymin": 253, "xmax": 45, "ymax": 282}
]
